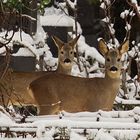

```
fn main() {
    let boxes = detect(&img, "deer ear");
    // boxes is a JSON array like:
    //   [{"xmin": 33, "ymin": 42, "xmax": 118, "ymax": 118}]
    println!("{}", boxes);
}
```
[
  {"xmin": 118, "ymin": 40, "xmax": 129, "ymax": 55},
  {"xmin": 52, "ymin": 36, "xmax": 64, "ymax": 49},
  {"xmin": 98, "ymin": 39, "xmax": 109, "ymax": 56},
  {"xmin": 69, "ymin": 35, "xmax": 80, "ymax": 48}
]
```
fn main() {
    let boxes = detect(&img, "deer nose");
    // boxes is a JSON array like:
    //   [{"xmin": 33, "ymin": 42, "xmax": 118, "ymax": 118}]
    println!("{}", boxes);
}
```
[
  {"xmin": 110, "ymin": 66, "xmax": 118, "ymax": 71},
  {"xmin": 64, "ymin": 58, "xmax": 71, "ymax": 63}
]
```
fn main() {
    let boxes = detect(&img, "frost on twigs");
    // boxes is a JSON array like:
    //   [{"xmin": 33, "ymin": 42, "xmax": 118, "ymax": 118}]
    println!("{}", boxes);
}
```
[
  {"xmin": 125, "ymin": 23, "xmax": 131, "ymax": 31},
  {"xmin": 120, "ymin": 10, "xmax": 130, "ymax": 19},
  {"xmin": 99, "ymin": 0, "xmax": 116, "ymax": 44},
  {"xmin": 102, "ymin": 17, "xmax": 110, "ymax": 23}
]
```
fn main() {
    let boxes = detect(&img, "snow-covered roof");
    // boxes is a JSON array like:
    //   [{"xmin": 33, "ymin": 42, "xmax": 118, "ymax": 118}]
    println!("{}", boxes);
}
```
[
  {"xmin": 40, "ymin": 6, "xmax": 73, "ymax": 27},
  {"xmin": 40, "ymin": 14, "xmax": 74, "ymax": 27}
]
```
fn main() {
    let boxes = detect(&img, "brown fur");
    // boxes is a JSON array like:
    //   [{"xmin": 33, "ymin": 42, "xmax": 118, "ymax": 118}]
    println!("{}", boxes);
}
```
[
  {"xmin": 2, "ymin": 36, "xmax": 80, "ymax": 106},
  {"xmin": 29, "ymin": 72, "xmax": 120, "ymax": 114},
  {"xmin": 28, "ymin": 39, "xmax": 129, "ymax": 115}
]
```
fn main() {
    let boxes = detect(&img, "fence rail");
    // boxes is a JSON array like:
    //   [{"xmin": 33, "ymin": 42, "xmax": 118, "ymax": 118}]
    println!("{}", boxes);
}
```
[{"xmin": 0, "ymin": 107, "xmax": 140, "ymax": 139}]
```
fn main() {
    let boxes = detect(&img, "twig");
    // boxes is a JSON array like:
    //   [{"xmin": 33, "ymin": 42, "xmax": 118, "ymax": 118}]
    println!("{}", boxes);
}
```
[
  {"xmin": 102, "ymin": 0, "xmax": 116, "ymax": 44},
  {"xmin": 124, "ymin": 8, "xmax": 134, "ymax": 40},
  {"xmin": 0, "ymin": 47, "xmax": 11, "ymax": 80},
  {"xmin": 0, "ymin": 0, "xmax": 5, "ymax": 13},
  {"xmin": 126, "ymin": 0, "xmax": 140, "ymax": 20}
]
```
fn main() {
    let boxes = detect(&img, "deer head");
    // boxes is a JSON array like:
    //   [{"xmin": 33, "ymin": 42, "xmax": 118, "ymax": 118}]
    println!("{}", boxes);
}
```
[
  {"xmin": 52, "ymin": 35, "xmax": 80, "ymax": 71},
  {"xmin": 98, "ymin": 39, "xmax": 129, "ymax": 79}
]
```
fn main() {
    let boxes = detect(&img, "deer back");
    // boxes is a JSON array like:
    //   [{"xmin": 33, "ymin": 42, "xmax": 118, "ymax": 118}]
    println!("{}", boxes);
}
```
[{"xmin": 28, "ymin": 39, "xmax": 129, "ymax": 115}]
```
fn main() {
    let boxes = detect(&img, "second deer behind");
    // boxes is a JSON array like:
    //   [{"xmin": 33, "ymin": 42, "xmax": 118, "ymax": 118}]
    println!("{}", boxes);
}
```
[
  {"xmin": 2, "ymin": 36, "xmax": 80, "ymax": 108},
  {"xmin": 53, "ymin": 35, "xmax": 80, "ymax": 75}
]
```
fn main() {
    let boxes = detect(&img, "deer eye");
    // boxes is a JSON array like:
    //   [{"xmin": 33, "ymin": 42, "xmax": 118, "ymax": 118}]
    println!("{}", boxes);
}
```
[
  {"xmin": 106, "ymin": 58, "xmax": 110, "ymax": 62},
  {"xmin": 70, "ymin": 51, "xmax": 73, "ymax": 54},
  {"xmin": 61, "ymin": 51, "xmax": 64, "ymax": 54},
  {"xmin": 117, "ymin": 58, "xmax": 121, "ymax": 62}
]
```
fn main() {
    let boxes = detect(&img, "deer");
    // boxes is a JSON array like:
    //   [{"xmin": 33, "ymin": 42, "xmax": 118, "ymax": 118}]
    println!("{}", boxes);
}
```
[
  {"xmin": 1, "ymin": 35, "xmax": 80, "ymax": 108},
  {"xmin": 52, "ymin": 35, "xmax": 80, "ymax": 75},
  {"xmin": 28, "ymin": 39, "xmax": 129, "ymax": 115}
]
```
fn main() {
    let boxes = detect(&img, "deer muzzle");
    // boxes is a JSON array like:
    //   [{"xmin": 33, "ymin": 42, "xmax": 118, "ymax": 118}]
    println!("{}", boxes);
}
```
[
  {"xmin": 64, "ymin": 58, "xmax": 71, "ymax": 64},
  {"xmin": 110, "ymin": 66, "xmax": 118, "ymax": 73}
]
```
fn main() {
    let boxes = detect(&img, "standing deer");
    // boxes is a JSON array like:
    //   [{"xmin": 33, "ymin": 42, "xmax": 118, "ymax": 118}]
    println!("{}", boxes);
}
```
[
  {"xmin": 1, "ymin": 35, "xmax": 80, "ymax": 107},
  {"xmin": 28, "ymin": 39, "xmax": 129, "ymax": 115}
]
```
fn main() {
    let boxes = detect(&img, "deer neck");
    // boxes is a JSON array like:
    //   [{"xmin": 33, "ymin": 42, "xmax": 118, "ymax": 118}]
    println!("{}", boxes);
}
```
[
  {"xmin": 56, "ymin": 62, "xmax": 72, "ymax": 75},
  {"xmin": 104, "ymin": 71, "xmax": 121, "ymax": 91}
]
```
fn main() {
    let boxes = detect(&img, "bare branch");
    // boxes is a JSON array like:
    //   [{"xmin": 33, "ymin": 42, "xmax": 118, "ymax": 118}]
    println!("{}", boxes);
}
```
[
  {"xmin": 101, "ymin": 0, "xmax": 116, "ymax": 43},
  {"xmin": 126, "ymin": 0, "xmax": 140, "ymax": 20}
]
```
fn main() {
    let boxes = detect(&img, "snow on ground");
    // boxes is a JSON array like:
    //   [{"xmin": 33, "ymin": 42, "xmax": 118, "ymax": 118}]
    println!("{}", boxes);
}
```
[{"xmin": 0, "ymin": 107, "xmax": 140, "ymax": 139}]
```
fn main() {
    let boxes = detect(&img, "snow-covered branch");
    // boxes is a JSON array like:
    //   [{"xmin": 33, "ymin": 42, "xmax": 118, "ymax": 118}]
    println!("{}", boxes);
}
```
[{"xmin": 126, "ymin": 0, "xmax": 140, "ymax": 20}]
